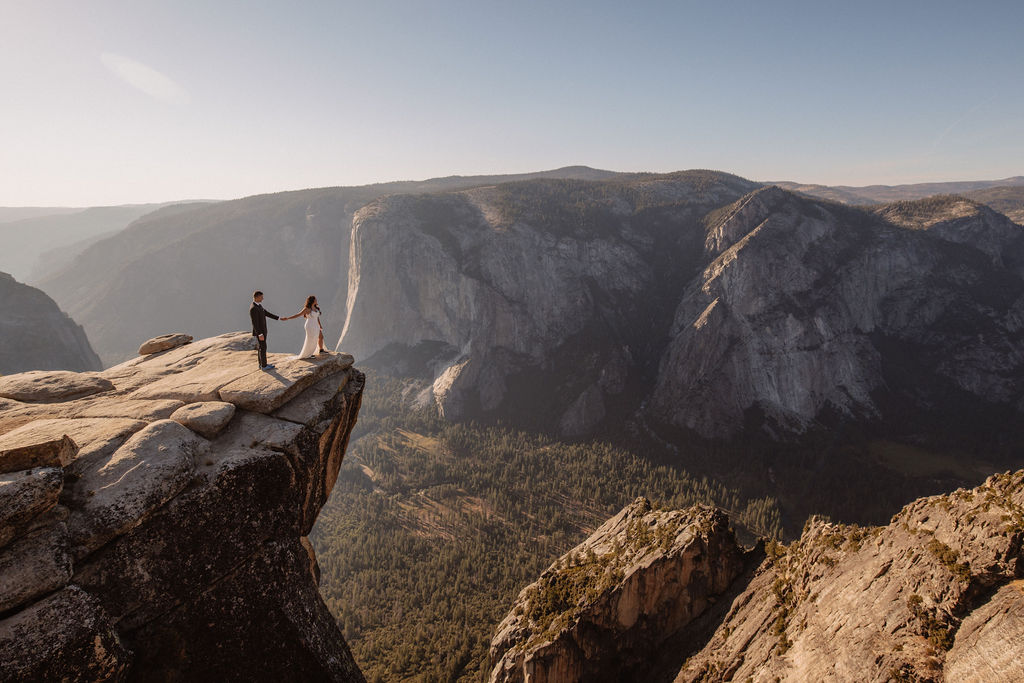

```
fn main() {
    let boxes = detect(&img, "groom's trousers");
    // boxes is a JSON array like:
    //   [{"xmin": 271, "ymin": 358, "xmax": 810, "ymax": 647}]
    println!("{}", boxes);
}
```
[{"xmin": 256, "ymin": 336, "xmax": 268, "ymax": 367}]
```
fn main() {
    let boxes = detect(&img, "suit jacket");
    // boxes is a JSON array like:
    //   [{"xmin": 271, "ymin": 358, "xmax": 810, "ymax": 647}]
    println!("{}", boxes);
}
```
[{"xmin": 250, "ymin": 302, "xmax": 279, "ymax": 337}]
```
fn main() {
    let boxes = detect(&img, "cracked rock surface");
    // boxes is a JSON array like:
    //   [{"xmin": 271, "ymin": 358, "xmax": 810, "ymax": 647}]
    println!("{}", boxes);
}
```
[{"xmin": 0, "ymin": 331, "xmax": 365, "ymax": 682}]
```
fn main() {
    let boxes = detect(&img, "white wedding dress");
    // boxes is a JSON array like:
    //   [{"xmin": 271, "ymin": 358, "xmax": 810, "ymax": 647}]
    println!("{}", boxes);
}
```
[{"xmin": 294, "ymin": 309, "xmax": 321, "ymax": 359}]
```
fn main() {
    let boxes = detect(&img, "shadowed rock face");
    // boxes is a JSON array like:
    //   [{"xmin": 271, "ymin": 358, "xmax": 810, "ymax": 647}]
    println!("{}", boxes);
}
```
[
  {"xmin": 0, "ymin": 332, "xmax": 365, "ymax": 682},
  {"xmin": 488, "ymin": 499, "xmax": 751, "ymax": 683},
  {"xmin": 0, "ymin": 272, "xmax": 102, "ymax": 374},
  {"xmin": 678, "ymin": 470, "xmax": 1024, "ymax": 682}
]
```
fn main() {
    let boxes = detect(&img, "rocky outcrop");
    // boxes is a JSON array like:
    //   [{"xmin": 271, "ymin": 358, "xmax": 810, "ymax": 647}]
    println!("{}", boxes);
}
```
[
  {"xmin": 0, "ymin": 332, "xmax": 365, "ymax": 682},
  {"xmin": 0, "ymin": 371, "xmax": 113, "ymax": 404},
  {"xmin": 676, "ymin": 470, "xmax": 1024, "ymax": 682},
  {"xmin": 340, "ymin": 173, "xmax": 760, "ymax": 430},
  {"xmin": 650, "ymin": 188, "xmax": 1024, "ymax": 437},
  {"xmin": 489, "ymin": 498, "xmax": 751, "ymax": 683},
  {"xmin": 0, "ymin": 272, "xmax": 102, "ymax": 374},
  {"xmin": 493, "ymin": 472, "xmax": 1024, "ymax": 683}
]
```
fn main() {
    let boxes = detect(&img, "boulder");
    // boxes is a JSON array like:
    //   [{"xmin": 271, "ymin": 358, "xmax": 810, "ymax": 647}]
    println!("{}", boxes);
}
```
[
  {"xmin": 139, "ymin": 333, "xmax": 193, "ymax": 355},
  {"xmin": 67, "ymin": 420, "xmax": 202, "ymax": 559},
  {"xmin": 0, "ymin": 370, "xmax": 114, "ymax": 403},
  {"xmin": 0, "ymin": 586, "xmax": 129, "ymax": 682},
  {"xmin": 0, "ymin": 429, "xmax": 77, "ymax": 475},
  {"xmin": 170, "ymin": 401, "xmax": 236, "ymax": 438},
  {"xmin": 0, "ymin": 467, "xmax": 63, "ymax": 548},
  {"xmin": 0, "ymin": 519, "xmax": 72, "ymax": 613}
]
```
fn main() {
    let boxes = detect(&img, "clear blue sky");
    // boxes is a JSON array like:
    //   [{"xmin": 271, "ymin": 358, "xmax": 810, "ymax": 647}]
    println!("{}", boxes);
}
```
[{"xmin": 2, "ymin": 0, "xmax": 1022, "ymax": 205}]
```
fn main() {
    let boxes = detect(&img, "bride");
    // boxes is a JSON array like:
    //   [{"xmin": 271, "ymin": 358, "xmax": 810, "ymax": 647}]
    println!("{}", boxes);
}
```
[{"xmin": 281, "ymin": 295, "xmax": 327, "ymax": 358}]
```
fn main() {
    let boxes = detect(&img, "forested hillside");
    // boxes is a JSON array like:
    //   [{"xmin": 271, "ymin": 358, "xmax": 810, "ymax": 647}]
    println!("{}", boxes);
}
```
[{"xmin": 309, "ymin": 372, "xmax": 781, "ymax": 682}]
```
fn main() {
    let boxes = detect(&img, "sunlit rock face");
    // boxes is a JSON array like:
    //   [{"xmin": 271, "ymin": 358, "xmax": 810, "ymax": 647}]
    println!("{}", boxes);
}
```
[
  {"xmin": 488, "ymin": 498, "xmax": 750, "ymax": 683},
  {"xmin": 677, "ymin": 471, "xmax": 1024, "ymax": 683},
  {"xmin": 492, "ymin": 472, "xmax": 1024, "ymax": 683},
  {"xmin": 0, "ymin": 332, "xmax": 365, "ymax": 682},
  {"xmin": 0, "ymin": 272, "xmax": 102, "ymax": 374}
]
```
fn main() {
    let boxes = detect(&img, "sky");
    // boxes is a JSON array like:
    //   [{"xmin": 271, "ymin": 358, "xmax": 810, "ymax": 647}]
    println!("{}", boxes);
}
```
[{"xmin": 1, "ymin": 0, "xmax": 1022, "ymax": 206}]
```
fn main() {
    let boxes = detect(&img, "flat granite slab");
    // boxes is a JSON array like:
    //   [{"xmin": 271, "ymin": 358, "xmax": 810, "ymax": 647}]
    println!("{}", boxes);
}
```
[
  {"xmin": 74, "ymin": 399, "xmax": 186, "ymax": 421},
  {"xmin": 0, "ymin": 418, "xmax": 146, "ymax": 475},
  {"xmin": 129, "ymin": 350, "xmax": 258, "ymax": 403},
  {"xmin": 101, "ymin": 332, "xmax": 258, "ymax": 394},
  {"xmin": 0, "ymin": 372, "xmax": 114, "ymax": 404},
  {"xmin": 219, "ymin": 352, "xmax": 354, "ymax": 414},
  {"xmin": 272, "ymin": 371, "xmax": 353, "ymax": 427}
]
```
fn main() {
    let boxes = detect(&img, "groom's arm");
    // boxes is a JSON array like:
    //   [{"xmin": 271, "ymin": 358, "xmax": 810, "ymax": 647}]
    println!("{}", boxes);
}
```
[{"xmin": 265, "ymin": 310, "xmax": 280, "ymax": 320}]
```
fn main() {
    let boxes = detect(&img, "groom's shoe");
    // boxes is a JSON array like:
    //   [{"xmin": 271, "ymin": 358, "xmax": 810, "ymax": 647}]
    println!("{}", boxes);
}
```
[{"xmin": 262, "ymin": 363, "xmax": 276, "ymax": 370}]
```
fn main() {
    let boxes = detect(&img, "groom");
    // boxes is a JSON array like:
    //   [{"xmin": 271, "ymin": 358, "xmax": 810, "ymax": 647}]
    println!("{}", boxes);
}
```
[{"xmin": 250, "ymin": 290, "xmax": 281, "ymax": 370}]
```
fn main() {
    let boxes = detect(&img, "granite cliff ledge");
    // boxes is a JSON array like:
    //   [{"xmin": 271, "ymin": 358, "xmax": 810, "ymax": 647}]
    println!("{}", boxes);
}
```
[{"xmin": 0, "ymin": 332, "xmax": 365, "ymax": 682}]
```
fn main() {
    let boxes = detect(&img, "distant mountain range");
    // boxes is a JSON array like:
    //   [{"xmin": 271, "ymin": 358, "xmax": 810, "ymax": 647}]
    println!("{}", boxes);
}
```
[
  {"xmin": 29, "ymin": 169, "xmax": 1023, "ymax": 429},
  {"xmin": 773, "ymin": 175, "xmax": 1024, "ymax": 207},
  {"xmin": 0, "ymin": 204, "xmax": 182, "ymax": 281},
  {"xmin": 0, "ymin": 207, "xmax": 81, "ymax": 223}
]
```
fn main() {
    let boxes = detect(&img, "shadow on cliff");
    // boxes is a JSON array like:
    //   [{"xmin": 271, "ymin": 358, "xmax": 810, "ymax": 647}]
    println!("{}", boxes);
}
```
[{"xmin": 641, "ymin": 541, "xmax": 766, "ymax": 682}]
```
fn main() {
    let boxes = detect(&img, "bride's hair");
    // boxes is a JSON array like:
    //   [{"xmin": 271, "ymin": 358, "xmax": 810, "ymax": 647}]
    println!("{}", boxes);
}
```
[{"xmin": 304, "ymin": 295, "xmax": 319, "ymax": 311}]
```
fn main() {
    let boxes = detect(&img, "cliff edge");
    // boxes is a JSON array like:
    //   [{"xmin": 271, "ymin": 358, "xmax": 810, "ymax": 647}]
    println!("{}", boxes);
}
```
[{"xmin": 0, "ymin": 332, "xmax": 365, "ymax": 681}]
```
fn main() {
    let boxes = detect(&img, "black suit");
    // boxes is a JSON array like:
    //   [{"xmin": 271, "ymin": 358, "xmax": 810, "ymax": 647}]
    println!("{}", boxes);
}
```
[{"xmin": 249, "ymin": 301, "xmax": 279, "ymax": 368}]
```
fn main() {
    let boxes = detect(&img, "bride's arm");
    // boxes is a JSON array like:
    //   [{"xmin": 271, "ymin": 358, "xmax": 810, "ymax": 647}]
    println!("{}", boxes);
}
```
[{"xmin": 281, "ymin": 307, "xmax": 310, "ymax": 321}]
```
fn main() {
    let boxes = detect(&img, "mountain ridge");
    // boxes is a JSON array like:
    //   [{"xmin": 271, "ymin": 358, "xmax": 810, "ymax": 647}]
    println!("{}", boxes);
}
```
[
  {"xmin": 772, "ymin": 175, "xmax": 1024, "ymax": 206},
  {"xmin": 0, "ymin": 272, "xmax": 101, "ymax": 374}
]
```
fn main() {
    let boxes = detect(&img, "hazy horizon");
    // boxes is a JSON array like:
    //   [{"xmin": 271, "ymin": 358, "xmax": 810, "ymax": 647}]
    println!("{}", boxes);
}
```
[
  {"xmin": 3, "ymin": 165, "xmax": 1024, "ymax": 211},
  {"xmin": 2, "ymin": 0, "xmax": 1023, "ymax": 206}
]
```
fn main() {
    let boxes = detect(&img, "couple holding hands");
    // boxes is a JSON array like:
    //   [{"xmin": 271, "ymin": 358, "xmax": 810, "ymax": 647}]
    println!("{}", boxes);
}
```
[{"xmin": 249, "ymin": 291, "xmax": 327, "ymax": 370}]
